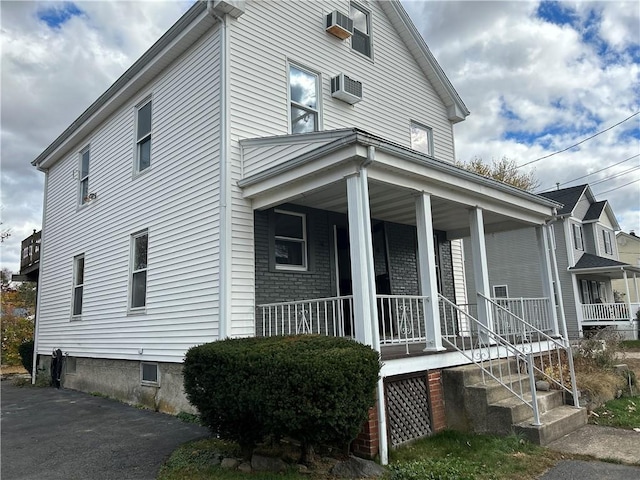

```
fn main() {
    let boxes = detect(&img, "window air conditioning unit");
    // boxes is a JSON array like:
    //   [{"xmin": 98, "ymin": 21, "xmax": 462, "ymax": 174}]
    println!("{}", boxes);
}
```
[
  {"xmin": 326, "ymin": 10, "xmax": 353, "ymax": 39},
  {"xmin": 331, "ymin": 74, "xmax": 363, "ymax": 104}
]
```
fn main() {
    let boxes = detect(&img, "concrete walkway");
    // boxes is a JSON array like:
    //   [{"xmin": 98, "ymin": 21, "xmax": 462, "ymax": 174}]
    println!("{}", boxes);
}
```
[{"xmin": 1, "ymin": 380, "xmax": 210, "ymax": 480}]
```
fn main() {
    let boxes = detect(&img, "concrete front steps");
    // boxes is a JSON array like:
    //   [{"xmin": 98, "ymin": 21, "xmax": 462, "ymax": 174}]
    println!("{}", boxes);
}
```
[{"xmin": 442, "ymin": 361, "xmax": 587, "ymax": 445}]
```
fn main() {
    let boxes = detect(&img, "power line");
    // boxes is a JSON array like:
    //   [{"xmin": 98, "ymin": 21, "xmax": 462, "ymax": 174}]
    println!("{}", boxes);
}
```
[
  {"xmin": 536, "ymin": 153, "xmax": 640, "ymax": 192},
  {"xmin": 588, "ymin": 165, "xmax": 640, "ymax": 187},
  {"xmin": 515, "ymin": 111, "xmax": 640, "ymax": 170},
  {"xmin": 593, "ymin": 178, "xmax": 640, "ymax": 196}
]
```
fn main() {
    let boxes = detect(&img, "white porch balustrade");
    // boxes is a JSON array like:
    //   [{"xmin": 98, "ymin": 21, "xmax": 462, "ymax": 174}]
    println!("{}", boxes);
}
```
[{"xmin": 581, "ymin": 302, "xmax": 639, "ymax": 322}]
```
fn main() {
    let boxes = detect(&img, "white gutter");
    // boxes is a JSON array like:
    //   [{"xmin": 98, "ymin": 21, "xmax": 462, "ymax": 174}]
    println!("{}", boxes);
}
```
[
  {"xmin": 207, "ymin": 2, "xmax": 231, "ymax": 340},
  {"xmin": 32, "ymin": 171, "xmax": 49, "ymax": 384}
]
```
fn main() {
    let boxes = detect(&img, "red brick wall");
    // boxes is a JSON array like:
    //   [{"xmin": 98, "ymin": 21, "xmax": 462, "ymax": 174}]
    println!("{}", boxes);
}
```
[
  {"xmin": 352, "ymin": 404, "xmax": 379, "ymax": 459},
  {"xmin": 428, "ymin": 370, "xmax": 446, "ymax": 432}
]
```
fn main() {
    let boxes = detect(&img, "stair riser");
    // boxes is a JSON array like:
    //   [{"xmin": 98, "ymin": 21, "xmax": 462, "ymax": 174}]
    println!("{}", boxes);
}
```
[
  {"xmin": 443, "ymin": 359, "xmax": 522, "ymax": 387},
  {"xmin": 514, "ymin": 408, "xmax": 588, "ymax": 445},
  {"xmin": 489, "ymin": 391, "xmax": 564, "ymax": 425},
  {"xmin": 468, "ymin": 378, "xmax": 531, "ymax": 404}
]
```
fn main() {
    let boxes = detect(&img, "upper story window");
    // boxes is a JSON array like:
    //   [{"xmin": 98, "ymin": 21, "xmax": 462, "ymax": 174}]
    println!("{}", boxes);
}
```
[
  {"xmin": 274, "ymin": 210, "xmax": 307, "ymax": 270},
  {"xmin": 410, "ymin": 122, "xmax": 433, "ymax": 156},
  {"xmin": 572, "ymin": 224, "xmax": 584, "ymax": 251},
  {"xmin": 130, "ymin": 230, "xmax": 148, "ymax": 310},
  {"xmin": 79, "ymin": 147, "xmax": 90, "ymax": 205},
  {"xmin": 289, "ymin": 64, "xmax": 320, "ymax": 134},
  {"xmin": 603, "ymin": 230, "xmax": 613, "ymax": 255},
  {"xmin": 135, "ymin": 99, "xmax": 152, "ymax": 173},
  {"xmin": 350, "ymin": 2, "xmax": 371, "ymax": 57},
  {"xmin": 72, "ymin": 254, "xmax": 84, "ymax": 318}
]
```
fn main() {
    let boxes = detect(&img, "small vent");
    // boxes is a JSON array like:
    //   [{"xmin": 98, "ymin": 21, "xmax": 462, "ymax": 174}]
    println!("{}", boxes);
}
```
[
  {"xmin": 326, "ymin": 10, "xmax": 353, "ymax": 39},
  {"xmin": 331, "ymin": 74, "xmax": 363, "ymax": 104}
]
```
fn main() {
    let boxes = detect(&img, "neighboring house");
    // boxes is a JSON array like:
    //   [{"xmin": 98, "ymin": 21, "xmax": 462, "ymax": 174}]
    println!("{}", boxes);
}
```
[
  {"xmin": 613, "ymin": 231, "xmax": 640, "ymax": 305},
  {"xmin": 31, "ymin": 1, "xmax": 583, "ymax": 461},
  {"xmin": 462, "ymin": 184, "xmax": 640, "ymax": 340}
]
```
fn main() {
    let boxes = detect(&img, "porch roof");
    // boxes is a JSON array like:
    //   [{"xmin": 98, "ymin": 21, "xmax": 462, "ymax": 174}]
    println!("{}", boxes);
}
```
[
  {"xmin": 569, "ymin": 253, "xmax": 640, "ymax": 279},
  {"xmin": 238, "ymin": 129, "xmax": 561, "ymax": 239}
]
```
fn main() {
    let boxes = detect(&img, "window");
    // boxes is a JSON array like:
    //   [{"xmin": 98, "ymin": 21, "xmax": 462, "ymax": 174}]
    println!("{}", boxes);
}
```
[
  {"xmin": 493, "ymin": 285, "xmax": 509, "ymax": 298},
  {"xmin": 350, "ymin": 2, "xmax": 371, "ymax": 57},
  {"xmin": 572, "ymin": 224, "xmax": 584, "ymax": 250},
  {"xmin": 410, "ymin": 122, "xmax": 433, "ymax": 156},
  {"xmin": 141, "ymin": 362, "xmax": 159, "ymax": 385},
  {"xmin": 72, "ymin": 255, "xmax": 84, "ymax": 317},
  {"xmin": 135, "ymin": 99, "xmax": 152, "ymax": 172},
  {"xmin": 603, "ymin": 230, "xmax": 613, "ymax": 254},
  {"xmin": 289, "ymin": 64, "xmax": 319, "ymax": 134},
  {"xmin": 79, "ymin": 147, "xmax": 90, "ymax": 204},
  {"xmin": 274, "ymin": 210, "xmax": 307, "ymax": 270},
  {"xmin": 130, "ymin": 231, "xmax": 148, "ymax": 309}
]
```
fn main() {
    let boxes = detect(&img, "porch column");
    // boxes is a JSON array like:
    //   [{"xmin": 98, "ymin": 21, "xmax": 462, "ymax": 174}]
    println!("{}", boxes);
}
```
[
  {"xmin": 623, "ymin": 270, "xmax": 632, "ymax": 321},
  {"xmin": 536, "ymin": 225, "xmax": 560, "ymax": 336},
  {"xmin": 547, "ymin": 224, "xmax": 569, "ymax": 340},
  {"xmin": 634, "ymin": 273, "xmax": 639, "ymax": 304},
  {"xmin": 346, "ymin": 172, "xmax": 376, "ymax": 346},
  {"xmin": 415, "ymin": 192, "xmax": 445, "ymax": 351},
  {"xmin": 571, "ymin": 275, "xmax": 584, "ymax": 338},
  {"xmin": 469, "ymin": 207, "xmax": 494, "ymax": 333}
]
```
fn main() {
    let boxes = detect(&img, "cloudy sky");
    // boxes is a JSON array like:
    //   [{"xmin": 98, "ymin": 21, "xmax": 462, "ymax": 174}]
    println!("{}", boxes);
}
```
[{"xmin": 1, "ymin": 0, "xmax": 639, "ymax": 273}]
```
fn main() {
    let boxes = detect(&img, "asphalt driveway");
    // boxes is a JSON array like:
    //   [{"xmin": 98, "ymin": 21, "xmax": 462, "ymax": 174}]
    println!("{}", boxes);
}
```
[{"xmin": 1, "ymin": 380, "xmax": 210, "ymax": 480}]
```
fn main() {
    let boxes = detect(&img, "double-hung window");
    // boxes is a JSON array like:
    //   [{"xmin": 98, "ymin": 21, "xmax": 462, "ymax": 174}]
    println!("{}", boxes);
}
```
[
  {"xmin": 289, "ymin": 64, "xmax": 320, "ymax": 134},
  {"xmin": 72, "ymin": 254, "xmax": 84, "ymax": 318},
  {"xmin": 79, "ymin": 147, "xmax": 90, "ymax": 204},
  {"xmin": 274, "ymin": 210, "xmax": 307, "ymax": 270},
  {"xmin": 493, "ymin": 285, "xmax": 509, "ymax": 298},
  {"xmin": 603, "ymin": 230, "xmax": 613, "ymax": 254},
  {"xmin": 130, "ymin": 230, "xmax": 148, "ymax": 310},
  {"xmin": 410, "ymin": 122, "xmax": 434, "ymax": 156},
  {"xmin": 572, "ymin": 224, "xmax": 584, "ymax": 251},
  {"xmin": 350, "ymin": 2, "xmax": 371, "ymax": 57},
  {"xmin": 135, "ymin": 99, "xmax": 152, "ymax": 173}
]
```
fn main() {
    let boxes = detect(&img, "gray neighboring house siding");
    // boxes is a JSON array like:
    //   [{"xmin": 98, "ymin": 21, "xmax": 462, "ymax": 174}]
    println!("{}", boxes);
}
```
[{"xmin": 254, "ymin": 206, "xmax": 456, "ymax": 328}]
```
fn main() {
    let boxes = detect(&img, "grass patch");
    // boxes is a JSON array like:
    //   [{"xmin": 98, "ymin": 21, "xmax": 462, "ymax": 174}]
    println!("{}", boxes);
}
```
[
  {"xmin": 591, "ymin": 396, "xmax": 640, "ymax": 430},
  {"xmin": 621, "ymin": 340, "xmax": 640, "ymax": 351},
  {"xmin": 388, "ymin": 430, "xmax": 567, "ymax": 480}
]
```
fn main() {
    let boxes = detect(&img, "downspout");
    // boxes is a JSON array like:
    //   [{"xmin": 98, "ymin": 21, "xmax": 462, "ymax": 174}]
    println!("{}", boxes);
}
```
[
  {"xmin": 207, "ymin": 2, "xmax": 231, "ymax": 340},
  {"xmin": 361, "ymin": 146, "xmax": 388, "ymax": 466},
  {"xmin": 32, "ymin": 170, "xmax": 49, "ymax": 384}
]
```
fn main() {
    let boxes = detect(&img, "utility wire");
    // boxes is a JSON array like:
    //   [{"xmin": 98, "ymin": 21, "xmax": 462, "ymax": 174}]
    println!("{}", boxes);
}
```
[
  {"xmin": 515, "ymin": 111, "xmax": 640, "ymax": 170},
  {"xmin": 593, "ymin": 178, "xmax": 640, "ymax": 196},
  {"xmin": 587, "ymin": 165, "xmax": 640, "ymax": 187},
  {"xmin": 536, "ymin": 153, "xmax": 640, "ymax": 192}
]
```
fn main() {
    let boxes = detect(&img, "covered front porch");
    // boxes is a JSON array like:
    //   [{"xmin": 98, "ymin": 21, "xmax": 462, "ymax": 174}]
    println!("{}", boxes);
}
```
[{"xmin": 571, "ymin": 256, "xmax": 640, "ymax": 339}]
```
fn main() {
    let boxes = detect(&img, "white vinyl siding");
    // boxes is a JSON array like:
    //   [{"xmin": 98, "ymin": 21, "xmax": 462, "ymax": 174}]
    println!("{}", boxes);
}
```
[{"xmin": 36, "ymin": 28, "xmax": 223, "ymax": 363}]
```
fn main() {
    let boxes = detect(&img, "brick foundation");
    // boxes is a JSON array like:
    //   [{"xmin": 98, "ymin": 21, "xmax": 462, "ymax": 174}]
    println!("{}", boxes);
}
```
[
  {"xmin": 427, "ymin": 370, "xmax": 446, "ymax": 432},
  {"xmin": 352, "ymin": 404, "xmax": 380, "ymax": 459}
]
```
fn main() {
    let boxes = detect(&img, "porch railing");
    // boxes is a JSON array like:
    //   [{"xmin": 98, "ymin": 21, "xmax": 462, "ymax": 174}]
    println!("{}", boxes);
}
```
[
  {"xmin": 257, "ymin": 294, "xmax": 429, "ymax": 348},
  {"xmin": 258, "ymin": 295, "xmax": 355, "ymax": 338},
  {"xmin": 581, "ymin": 303, "xmax": 632, "ymax": 322},
  {"xmin": 440, "ymin": 293, "xmax": 579, "ymax": 425}
]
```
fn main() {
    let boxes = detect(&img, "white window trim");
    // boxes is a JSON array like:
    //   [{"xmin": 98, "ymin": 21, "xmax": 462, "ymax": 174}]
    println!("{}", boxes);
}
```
[
  {"xmin": 71, "ymin": 254, "xmax": 84, "ymax": 320},
  {"xmin": 128, "ymin": 229, "xmax": 148, "ymax": 313},
  {"xmin": 492, "ymin": 285, "xmax": 509, "ymax": 298},
  {"xmin": 603, "ymin": 229, "xmax": 613, "ymax": 255},
  {"xmin": 573, "ymin": 224, "xmax": 584, "ymax": 251},
  {"xmin": 134, "ymin": 97, "xmax": 152, "ymax": 176},
  {"xmin": 140, "ymin": 362, "xmax": 159, "ymax": 386},
  {"xmin": 78, "ymin": 146, "xmax": 90, "ymax": 206},
  {"xmin": 274, "ymin": 209, "xmax": 308, "ymax": 271},
  {"xmin": 350, "ymin": 1, "xmax": 373, "ymax": 60},
  {"xmin": 410, "ymin": 121, "xmax": 434, "ymax": 157},
  {"xmin": 287, "ymin": 61, "xmax": 322, "ymax": 134}
]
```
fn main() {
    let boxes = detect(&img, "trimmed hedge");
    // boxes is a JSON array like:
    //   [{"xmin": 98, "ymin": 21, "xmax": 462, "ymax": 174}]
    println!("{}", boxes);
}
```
[{"xmin": 183, "ymin": 335, "xmax": 381, "ymax": 455}]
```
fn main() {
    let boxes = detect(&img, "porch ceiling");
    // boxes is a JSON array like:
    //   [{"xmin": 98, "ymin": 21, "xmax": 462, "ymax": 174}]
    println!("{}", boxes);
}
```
[{"xmin": 239, "ymin": 129, "xmax": 560, "ymax": 238}]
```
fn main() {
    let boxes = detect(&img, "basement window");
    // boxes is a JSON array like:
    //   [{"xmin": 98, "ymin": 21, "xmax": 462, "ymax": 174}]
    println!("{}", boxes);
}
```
[{"xmin": 141, "ymin": 362, "xmax": 159, "ymax": 386}]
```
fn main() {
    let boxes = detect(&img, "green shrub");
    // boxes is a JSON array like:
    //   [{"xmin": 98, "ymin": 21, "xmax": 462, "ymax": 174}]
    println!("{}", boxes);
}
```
[
  {"xmin": 183, "ymin": 335, "xmax": 380, "ymax": 459},
  {"xmin": 18, "ymin": 340, "xmax": 34, "ymax": 374}
]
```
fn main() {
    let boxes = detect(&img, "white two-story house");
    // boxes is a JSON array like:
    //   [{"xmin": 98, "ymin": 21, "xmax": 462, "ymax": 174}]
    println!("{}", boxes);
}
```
[{"xmin": 31, "ymin": 0, "xmax": 585, "ymax": 461}]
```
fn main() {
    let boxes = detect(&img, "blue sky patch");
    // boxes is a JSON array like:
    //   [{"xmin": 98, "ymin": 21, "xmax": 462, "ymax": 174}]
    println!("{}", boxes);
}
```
[
  {"xmin": 536, "ymin": 1, "xmax": 578, "ymax": 27},
  {"xmin": 38, "ymin": 2, "xmax": 84, "ymax": 29}
]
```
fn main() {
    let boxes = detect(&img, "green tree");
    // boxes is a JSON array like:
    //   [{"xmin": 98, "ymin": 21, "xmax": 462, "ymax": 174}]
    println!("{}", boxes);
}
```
[
  {"xmin": 1, "ymin": 271, "xmax": 36, "ymax": 366},
  {"xmin": 455, "ymin": 156, "xmax": 539, "ymax": 192}
]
